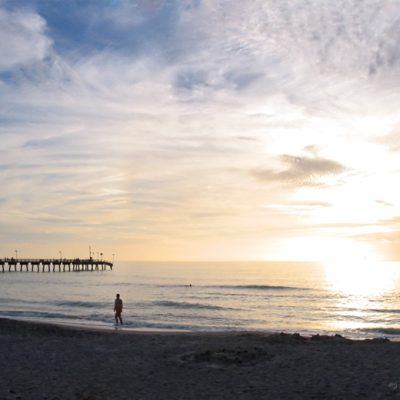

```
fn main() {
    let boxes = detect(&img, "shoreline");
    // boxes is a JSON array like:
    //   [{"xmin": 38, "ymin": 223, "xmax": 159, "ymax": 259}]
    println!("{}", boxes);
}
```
[
  {"xmin": 0, "ymin": 316, "xmax": 394, "ymax": 343},
  {"xmin": 2, "ymin": 315, "xmax": 398, "ymax": 341},
  {"xmin": 1, "ymin": 316, "xmax": 193, "ymax": 335}
]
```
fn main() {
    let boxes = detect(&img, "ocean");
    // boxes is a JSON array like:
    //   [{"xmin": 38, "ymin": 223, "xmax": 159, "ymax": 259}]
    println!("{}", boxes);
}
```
[{"xmin": 1, "ymin": 261, "xmax": 400, "ymax": 339}]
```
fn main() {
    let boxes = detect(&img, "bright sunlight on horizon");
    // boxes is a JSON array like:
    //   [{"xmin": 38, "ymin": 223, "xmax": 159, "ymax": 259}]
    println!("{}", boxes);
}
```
[{"xmin": 1, "ymin": 1, "xmax": 400, "ymax": 261}]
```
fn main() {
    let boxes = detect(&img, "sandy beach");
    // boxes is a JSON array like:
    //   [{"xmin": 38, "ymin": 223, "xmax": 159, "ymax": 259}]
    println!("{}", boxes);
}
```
[{"xmin": 1, "ymin": 319, "xmax": 400, "ymax": 399}]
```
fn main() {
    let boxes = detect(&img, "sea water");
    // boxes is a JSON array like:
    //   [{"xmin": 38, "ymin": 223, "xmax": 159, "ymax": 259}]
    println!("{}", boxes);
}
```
[{"xmin": 1, "ymin": 261, "xmax": 400, "ymax": 339}]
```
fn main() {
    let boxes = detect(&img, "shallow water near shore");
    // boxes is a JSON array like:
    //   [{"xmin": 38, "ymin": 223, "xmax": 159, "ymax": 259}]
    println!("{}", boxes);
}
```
[{"xmin": 1, "ymin": 261, "xmax": 400, "ymax": 339}]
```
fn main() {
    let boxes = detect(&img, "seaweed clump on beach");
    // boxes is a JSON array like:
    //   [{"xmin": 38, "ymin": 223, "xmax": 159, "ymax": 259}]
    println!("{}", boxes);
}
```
[{"xmin": 181, "ymin": 346, "xmax": 274, "ymax": 367}]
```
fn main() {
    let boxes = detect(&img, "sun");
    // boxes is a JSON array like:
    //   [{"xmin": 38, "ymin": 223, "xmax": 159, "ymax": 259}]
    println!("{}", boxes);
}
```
[
  {"xmin": 284, "ymin": 236, "xmax": 395, "ymax": 295},
  {"xmin": 283, "ymin": 236, "xmax": 377, "ymax": 263},
  {"xmin": 320, "ymin": 238, "xmax": 377, "ymax": 265}
]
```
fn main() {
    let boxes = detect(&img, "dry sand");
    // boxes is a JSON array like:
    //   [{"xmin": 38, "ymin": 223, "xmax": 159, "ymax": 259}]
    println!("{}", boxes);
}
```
[{"xmin": 1, "ymin": 318, "xmax": 400, "ymax": 399}]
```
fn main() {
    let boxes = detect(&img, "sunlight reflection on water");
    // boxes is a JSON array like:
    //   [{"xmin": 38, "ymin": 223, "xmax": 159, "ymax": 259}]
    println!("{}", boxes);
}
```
[
  {"xmin": 323, "ymin": 260, "xmax": 400, "ymax": 334},
  {"xmin": 1, "ymin": 261, "xmax": 400, "ymax": 338}
]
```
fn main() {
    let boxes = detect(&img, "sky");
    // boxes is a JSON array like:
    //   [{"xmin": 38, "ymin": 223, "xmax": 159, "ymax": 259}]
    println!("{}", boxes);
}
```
[{"xmin": 0, "ymin": 0, "xmax": 399, "ymax": 262}]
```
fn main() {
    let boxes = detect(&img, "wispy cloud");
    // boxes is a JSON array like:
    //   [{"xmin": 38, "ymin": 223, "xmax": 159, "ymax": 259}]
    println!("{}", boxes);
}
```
[
  {"xmin": 251, "ymin": 149, "xmax": 347, "ymax": 187},
  {"xmin": 1, "ymin": 0, "xmax": 400, "ymax": 259}
]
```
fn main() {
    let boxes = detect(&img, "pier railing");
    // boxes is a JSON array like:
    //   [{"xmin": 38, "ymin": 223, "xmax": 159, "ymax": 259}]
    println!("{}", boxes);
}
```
[{"xmin": 0, "ymin": 258, "xmax": 113, "ymax": 273}]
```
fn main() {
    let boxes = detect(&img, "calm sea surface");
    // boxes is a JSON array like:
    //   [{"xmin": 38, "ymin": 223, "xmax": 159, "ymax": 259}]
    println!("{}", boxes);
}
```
[{"xmin": 1, "ymin": 261, "xmax": 400, "ymax": 339}]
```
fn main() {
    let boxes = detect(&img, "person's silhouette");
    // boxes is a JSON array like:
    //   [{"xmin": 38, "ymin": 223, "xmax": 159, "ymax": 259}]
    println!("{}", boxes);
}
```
[{"xmin": 114, "ymin": 293, "xmax": 123, "ymax": 325}]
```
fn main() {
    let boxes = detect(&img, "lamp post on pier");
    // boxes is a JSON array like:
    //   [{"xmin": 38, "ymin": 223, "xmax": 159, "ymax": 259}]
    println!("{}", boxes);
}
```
[
  {"xmin": 14, "ymin": 249, "xmax": 18, "ymax": 260},
  {"xmin": 112, "ymin": 254, "xmax": 115, "ymax": 264},
  {"xmin": 59, "ymin": 250, "xmax": 62, "ymax": 260}
]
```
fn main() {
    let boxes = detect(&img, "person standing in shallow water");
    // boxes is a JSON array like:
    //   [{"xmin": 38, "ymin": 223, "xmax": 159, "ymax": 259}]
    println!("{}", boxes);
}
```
[{"xmin": 114, "ymin": 293, "xmax": 123, "ymax": 325}]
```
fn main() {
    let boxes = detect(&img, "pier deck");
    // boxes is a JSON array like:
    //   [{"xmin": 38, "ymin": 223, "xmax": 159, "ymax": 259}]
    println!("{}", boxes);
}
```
[{"xmin": 0, "ymin": 258, "xmax": 113, "ymax": 272}]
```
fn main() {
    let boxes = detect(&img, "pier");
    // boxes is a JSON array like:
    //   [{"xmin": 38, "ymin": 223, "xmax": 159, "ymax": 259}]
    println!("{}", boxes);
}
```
[{"xmin": 0, "ymin": 258, "xmax": 113, "ymax": 273}]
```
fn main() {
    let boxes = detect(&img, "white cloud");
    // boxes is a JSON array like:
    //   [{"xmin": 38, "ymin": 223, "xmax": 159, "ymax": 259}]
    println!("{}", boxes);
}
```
[{"xmin": 0, "ymin": 8, "xmax": 52, "ymax": 72}]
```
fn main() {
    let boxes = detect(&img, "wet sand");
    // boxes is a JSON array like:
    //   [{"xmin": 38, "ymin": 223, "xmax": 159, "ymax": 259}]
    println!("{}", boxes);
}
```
[{"xmin": 1, "ymin": 318, "xmax": 400, "ymax": 399}]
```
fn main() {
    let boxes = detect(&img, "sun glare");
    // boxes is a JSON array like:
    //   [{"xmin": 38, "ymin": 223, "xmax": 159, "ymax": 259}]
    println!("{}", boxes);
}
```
[{"xmin": 321, "ymin": 240, "xmax": 395, "ymax": 296}]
